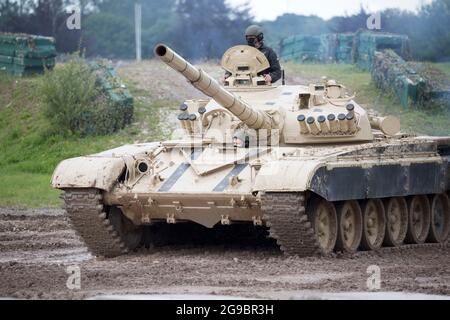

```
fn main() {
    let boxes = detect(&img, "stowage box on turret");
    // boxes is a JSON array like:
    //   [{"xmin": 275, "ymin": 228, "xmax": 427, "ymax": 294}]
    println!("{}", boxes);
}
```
[{"xmin": 52, "ymin": 44, "xmax": 450, "ymax": 257}]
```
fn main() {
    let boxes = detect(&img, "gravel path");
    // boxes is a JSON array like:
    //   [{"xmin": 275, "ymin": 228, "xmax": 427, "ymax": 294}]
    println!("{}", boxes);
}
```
[{"xmin": 117, "ymin": 60, "xmax": 224, "ymax": 102}]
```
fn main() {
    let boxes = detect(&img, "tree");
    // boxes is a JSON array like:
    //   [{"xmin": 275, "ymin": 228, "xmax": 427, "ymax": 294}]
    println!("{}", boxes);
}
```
[
  {"xmin": 27, "ymin": 0, "xmax": 66, "ymax": 36},
  {"xmin": 0, "ymin": 0, "xmax": 29, "ymax": 32},
  {"xmin": 262, "ymin": 14, "xmax": 328, "ymax": 51},
  {"xmin": 170, "ymin": 0, "xmax": 253, "ymax": 59},
  {"xmin": 414, "ymin": 0, "xmax": 450, "ymax": 60},
  {"xmin": 82, "ymin": 0, "xmax": 175, "ymax": 58},
  {"xmin": 83, "ymin": 13, "xmax": 133, "ymax": 58},
  {"xmin": 327, "ymin": 6, "xmax": 369, "ymax": 33},
  {"xmin": 378, "ymin": 1, "xmax": 450, "ymax": 60},
  {"xmin": 1, "ymin": 0, "xmax": 449, "ymax": 61}
]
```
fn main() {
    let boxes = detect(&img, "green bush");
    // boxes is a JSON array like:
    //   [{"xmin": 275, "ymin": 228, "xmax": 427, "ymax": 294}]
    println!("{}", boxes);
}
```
[{"xmin": 40, "ymin": 57, "xmax": 131, "ymax": 136}]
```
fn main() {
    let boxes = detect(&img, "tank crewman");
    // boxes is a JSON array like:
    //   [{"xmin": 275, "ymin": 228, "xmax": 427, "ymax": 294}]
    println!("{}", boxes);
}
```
[
  {"xmin": 225, "ymin": 25, "xmax": 282, "ymax": 85},
  {"xmin": 232, "ymin": 129, "xmax": 258, "ymax": 148}
]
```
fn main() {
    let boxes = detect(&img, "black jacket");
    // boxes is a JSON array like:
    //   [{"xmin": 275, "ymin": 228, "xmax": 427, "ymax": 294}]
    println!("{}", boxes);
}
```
[{"xmin": 258, "ymin": 44, "xmax": 282, "ymax": 83}]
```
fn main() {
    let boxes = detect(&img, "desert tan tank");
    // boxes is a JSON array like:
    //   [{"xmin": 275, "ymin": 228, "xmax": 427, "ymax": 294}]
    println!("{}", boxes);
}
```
[{"xmin": 51, "ymin": 44, "xmax": 450, "ymax": 257}]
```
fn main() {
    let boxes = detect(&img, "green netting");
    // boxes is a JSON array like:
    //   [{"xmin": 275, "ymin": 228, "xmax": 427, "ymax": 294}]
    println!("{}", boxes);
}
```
[
  {"xmin": 372, "ymin": 49, "xmax": 449, "ymax": 110},
  {"xmin": 0, "ymin": 33, "xmax": 54, "ymax": 46},
  {"xmin": 354, "ymin": 31, "xmax": 410, "ymax": 70},
  {"xmin": 406, "ymin": 61, "xmax": 450, "ymax": 109},
  {"xmin": 0, "ymin": 32, "xmax": 56, "ymax": 76},
  {"xmin": 0, "ymin": 44, "xmax": 15, "ymax": 56},
  {"xmin": 319, "ymin": 34, "xmax": 337, "ymax": 63},
  {"xmin": 281, "ymin": 31, "xmax": 410, "ymax": 67},
  {"xmin": 88, "ymin": 60, "xmax": 134, "ymax": 129},
  {"xmin": 0, "ymin": 62, "xmax": 46, "ymax": 76},
  {"xmin": 280, "ymin": 35, "xmax": 323, "ymax": 62},
  {"xmin": 13, "ymin": 56, "xmax": 55, "ymax": 67},
  {"xmin": 0, "ymin": 55, "xmax": 13, "ymax": 64},
  {"xmin": 334, "ymin": 33, "xmax": 354, "ymax": 64},
  {"xmin": 15, "ymin": 46, "xmax": 57, "ymax": 59}
]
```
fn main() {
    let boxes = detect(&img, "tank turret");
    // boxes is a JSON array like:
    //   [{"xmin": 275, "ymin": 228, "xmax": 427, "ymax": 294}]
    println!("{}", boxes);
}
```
[
  {"xmin": 154, "ymin": 44, "xmax": 274, "ymax": 130},
  {"xmin": 155, "ymin": 44, "xmax": 403, "ymax": 145}
]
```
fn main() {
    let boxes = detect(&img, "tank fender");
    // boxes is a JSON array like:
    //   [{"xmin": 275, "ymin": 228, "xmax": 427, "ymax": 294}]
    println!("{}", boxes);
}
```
[
  {"xmin": 51, "ymin": 157, "xmax": 125, "ymax": 191},
  {"xmin": 308, "ymin": 160, "xmax": 447, "ymax": 201},
  {"xmin": 52, "ymin": 142, "xmax": 161, "ymax": 191},
  {"xmin": 253, "ymin": 160, "xmax": 321, "ymax": 193},
  {"xmin": 254, "ymin": 159, "xmax": 448, "ymax": 201}
]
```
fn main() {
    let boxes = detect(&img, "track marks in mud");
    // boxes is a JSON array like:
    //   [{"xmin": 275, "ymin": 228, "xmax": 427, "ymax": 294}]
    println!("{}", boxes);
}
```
[
  {"xmin": 0, "ymin": 208, "xmax": 90, "ymax": 264},
  {"xmin": 0, "ymin": 208, "xmax": 449, "ymax": 299}
]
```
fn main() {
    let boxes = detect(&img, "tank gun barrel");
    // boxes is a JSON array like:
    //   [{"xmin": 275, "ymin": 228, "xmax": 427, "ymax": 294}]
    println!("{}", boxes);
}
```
[{"xmin": 154, "ymin": 44, "xmax": 273, "ymax": 130}]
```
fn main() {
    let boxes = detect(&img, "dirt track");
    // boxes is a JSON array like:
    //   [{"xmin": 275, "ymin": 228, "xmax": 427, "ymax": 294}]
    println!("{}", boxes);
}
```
[
  {"xmin": 0, "ymin": 207, "xmax": 449, "ymax": 299},
  {"xmin": 117, "ymin": 60, "xmax": 224, "ymax": 102},
  {"xmin": 1, "ymin": 62, "xmax": 449, "ymax": 300}
]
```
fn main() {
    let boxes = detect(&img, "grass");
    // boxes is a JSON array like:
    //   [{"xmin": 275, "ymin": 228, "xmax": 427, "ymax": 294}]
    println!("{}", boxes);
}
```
[
  {"xmin": 434, "ymin": 62, "xmax": 450, "ymax": 77},
  {"xmin": 0, "ymin": 172, "xmax": 61, "ymax": 207},
  {"xmin": 0, "ymin": 61, "xmax": 449, "ymax": 208},
  {"xmin": 285, "ymin": 62, "xmax": 450, "ymax": 136},
  {"xmin": 0, "ymin": 70, "xmax": 173, "ymax": 208}
]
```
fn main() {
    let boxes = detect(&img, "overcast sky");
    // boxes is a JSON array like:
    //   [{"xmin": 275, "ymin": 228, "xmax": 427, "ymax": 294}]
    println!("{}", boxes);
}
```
[{"xmin": 227, "ymin": 0, "xmax": 433, "ymax": 21}]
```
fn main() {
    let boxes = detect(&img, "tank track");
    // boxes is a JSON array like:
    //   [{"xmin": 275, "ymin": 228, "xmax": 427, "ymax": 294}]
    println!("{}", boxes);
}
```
[
  {"xmin": 262, "ymin": 192, "xmax": 449, "ymax": 257},
  {"xmin": 262, "ymin": 192, "xmax": 322, "ymax": 257},
  {"xmin": 63, "ymin": 188, "xmax": 130, "ymax": 258},
  {"xmin": 63, "ymin": 189, "xmax": 447, "ymax": 258}
]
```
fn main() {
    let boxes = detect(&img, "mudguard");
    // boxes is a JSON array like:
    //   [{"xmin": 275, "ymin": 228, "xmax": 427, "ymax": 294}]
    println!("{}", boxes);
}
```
[
  {"xmin": 253, "ymin": 157, "xmax": 448, "ymax": 201},
  {"xmin": 253, "ymin": 160, "xmax": 321, "ymax": 193},
  {"xmin": 51, "ymin": 142, "xmax": 160, "ymax": 191},
  {"xmin": 51, "ymin": 156, "xmax": 125, "ymax": 191}
]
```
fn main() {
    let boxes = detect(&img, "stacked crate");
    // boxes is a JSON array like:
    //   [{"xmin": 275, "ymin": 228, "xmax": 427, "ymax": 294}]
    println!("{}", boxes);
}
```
[
  {"xmin": 354, "ymin": 31, "xmax": 410, "ymax": 70},
  {"xmin": 280, "ymin": 31, "xmax": 410, "ymax": 67},
  {"xmin": 319, "ymin": 34, "xmax": 337, "ymax": 63},
  {"xmin": 335, "ymin": 33, "xmax": 354, "ymax": 64},
  {"xmin": 280, "ymin": 35, "xmax": 323, "ymax": 62},
  {"xmin": 0, "ymin": 33, "xmax": 56, "ymax": 76},
  {"xmin": 280, "ymin": 30, "xmax": 447, "ymax": 110}
]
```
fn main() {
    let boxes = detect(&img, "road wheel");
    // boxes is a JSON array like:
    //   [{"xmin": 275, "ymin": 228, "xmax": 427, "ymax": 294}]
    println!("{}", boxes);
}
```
[
  {"xmin": 360, "ymin": 199, "xmax": 386, "ymax": 251},
  {"xmin": 307, "ymin": 198, "xmax": 338, "ymax": 254},
  {"xmin": 108, "ymin": 206, "xmax": 144, "ymax": 250},
  {"xmin": 336, "ymin": 201, "xmax": 363, "ymax": 253},
  {"xmin": 383, "ymin": 197, "xmax": 408, "ymax": 247},
  {"xmin": 428, "ymin": 193, "xmax": 450, "ymax": 243},
  {"xmin": 406, "ymin": 195, "xmax": 431, "ymax": 244}
]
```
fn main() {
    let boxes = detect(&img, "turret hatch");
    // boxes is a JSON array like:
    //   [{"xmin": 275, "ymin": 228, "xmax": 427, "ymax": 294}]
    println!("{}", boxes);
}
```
[{"xmin": 221, "ymin": 45, "xmax": 271, "ymax": 88}]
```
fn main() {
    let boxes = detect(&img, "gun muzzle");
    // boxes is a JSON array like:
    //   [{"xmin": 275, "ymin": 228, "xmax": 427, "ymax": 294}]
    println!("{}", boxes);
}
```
[{"xmin": 369, "ymin": 115, "xmax": 401, "ymax": 136}]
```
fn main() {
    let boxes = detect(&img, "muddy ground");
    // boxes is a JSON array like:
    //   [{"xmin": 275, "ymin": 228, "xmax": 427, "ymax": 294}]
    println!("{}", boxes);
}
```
[
  {"xmin": 0, "ymin": 207, "xmax": 449, "ymax": 300},
  {"xmin": 1, "ymin": 62, "xmax": 449, "ymax": 300}
]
